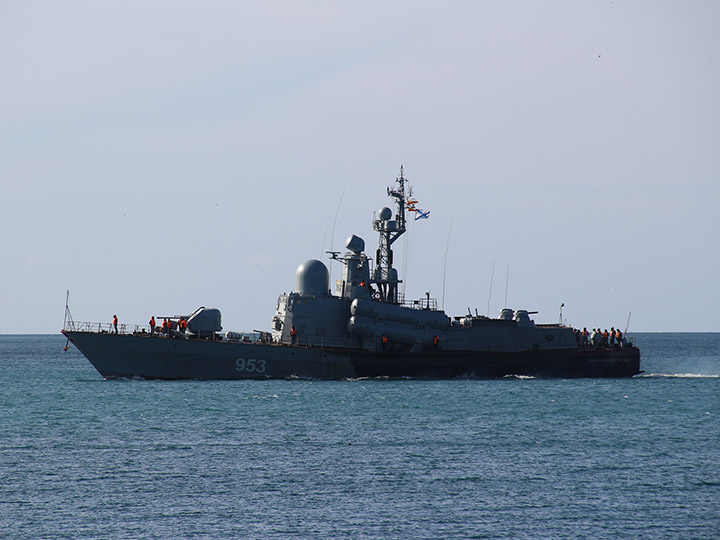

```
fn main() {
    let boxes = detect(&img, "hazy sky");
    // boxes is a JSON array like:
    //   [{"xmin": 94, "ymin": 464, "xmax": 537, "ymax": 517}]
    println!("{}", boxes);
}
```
[{"xmin": 1, "ymin": 1, "xmax": 718, "ymax": 334}]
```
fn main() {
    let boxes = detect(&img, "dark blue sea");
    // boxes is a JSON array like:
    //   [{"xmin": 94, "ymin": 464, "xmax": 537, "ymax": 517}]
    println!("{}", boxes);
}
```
[{"xmin": 1, "ymin": 333, "xmax": 719, "ymax": 539}]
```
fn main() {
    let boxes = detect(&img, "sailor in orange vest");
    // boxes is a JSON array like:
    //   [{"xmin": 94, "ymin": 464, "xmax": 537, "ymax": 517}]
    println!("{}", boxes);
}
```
[
  {"xmin": 112, "ymin": 315, "xmax": 118, "ymax": 334},
  {"xmin": 616, "ymin": 329, "xmax": 623, "ymax": 347},
  {"xmin": 582, "ymin": 328, "xmax": 589, "ymax": 348},
  {"xmin": 290, "ymin": 325, "xmax": 297, "ymax": 344},
  {"xmin": 381, "ymin": 334, "xmax": 388, "ymax": 351},
  {"xmin": 149, "ymin": 316, "xmax": 156, "ymax": 334},
  {"xmin": 162, "ymin": 318, "xmax": 169, "ymax": 336},
  {"xmin": 610, "ymin": 327, "xmax": 616, "ymax": 347},
  {"xmin": 602, "ymin": 329, "xmax": 609, "ymax": 348},
  {"xmin": 433, "ymin": 335, "xmax": 440, "ymax": 349},
  {"xmin": 179, "ymin": 317, "xmax": 187, "ymax": 334}
]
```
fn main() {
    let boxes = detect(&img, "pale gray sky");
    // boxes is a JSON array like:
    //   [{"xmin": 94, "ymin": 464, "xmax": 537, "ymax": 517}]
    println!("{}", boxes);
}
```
[{"xmin": 1, "ymin": 1, "xmax": 718, "ymax": 333}]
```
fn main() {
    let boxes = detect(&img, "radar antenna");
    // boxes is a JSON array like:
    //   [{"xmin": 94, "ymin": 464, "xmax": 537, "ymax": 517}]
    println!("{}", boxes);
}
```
[{"xmin": 373, "ymin": 166, "xmax": 409, "ymax": 303}]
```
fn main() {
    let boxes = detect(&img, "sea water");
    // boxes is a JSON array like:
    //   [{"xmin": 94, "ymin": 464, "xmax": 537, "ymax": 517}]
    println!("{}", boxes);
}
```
[{"xmin": 1, "ymin": 333, "xmax": 718, "ymax": 540}]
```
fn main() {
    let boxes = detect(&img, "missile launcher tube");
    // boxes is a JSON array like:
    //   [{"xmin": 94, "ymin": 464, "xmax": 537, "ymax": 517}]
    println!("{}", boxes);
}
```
[{"xmin": 351, "ymin": 298, "xmax": 449, "ymax": 330}]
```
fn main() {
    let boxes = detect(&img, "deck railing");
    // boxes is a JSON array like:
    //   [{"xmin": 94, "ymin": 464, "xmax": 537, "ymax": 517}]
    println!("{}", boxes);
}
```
[
  {"xmin": 63, "ymin": 320, "xmax": 147, "ymax": 335},
  {"xmin": 62, "ymin": 320, "xmax": 270, "ymax": 343},
  {"xmin": 402, "ymin": 297, "xmax": 438, "ymax": 311}
]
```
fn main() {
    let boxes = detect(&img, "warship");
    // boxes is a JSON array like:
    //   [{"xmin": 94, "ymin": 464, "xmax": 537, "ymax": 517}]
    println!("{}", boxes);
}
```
[{"xmin": 62, "ymin": 169, "xmax": 640, "ymax": 379}]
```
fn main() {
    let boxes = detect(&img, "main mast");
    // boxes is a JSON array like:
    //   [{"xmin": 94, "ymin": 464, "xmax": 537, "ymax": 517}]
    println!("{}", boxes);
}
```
[{"xmin": 373, "ymin": 166, "xmax": 409, "ymax": 303}]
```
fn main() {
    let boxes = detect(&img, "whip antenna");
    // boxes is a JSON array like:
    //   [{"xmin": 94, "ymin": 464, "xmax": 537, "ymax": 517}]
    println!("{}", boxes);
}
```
[
  {"xmin": 504, "ymin": 263, "xmax": 510, "ymax": 307},
  {"xmin": 486, "ymin": 260, "xmax": 496, "ymax": 316},
  {"xmin": 441, "ymin": 215, "xmax": 454, "ymax": 310},
  {"xmin": 328, "ymin": 186, "xmax": 346, "ymax": 283}
]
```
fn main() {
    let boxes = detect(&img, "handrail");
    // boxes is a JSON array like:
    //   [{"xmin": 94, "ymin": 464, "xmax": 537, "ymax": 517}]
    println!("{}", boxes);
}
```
[
  {"xmin": 63, "ymin": 320, "xmax": 148, "ymax": 335},
  {"xmin": 62, "ymin": 320, "xmax": 258, "ymax": 342},
  {"xmin": 402, "ymin": 297, "xmax": 439, "ymax": 311}
]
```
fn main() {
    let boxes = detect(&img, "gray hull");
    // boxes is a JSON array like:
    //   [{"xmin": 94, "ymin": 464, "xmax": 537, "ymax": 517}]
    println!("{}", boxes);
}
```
[{"xmin": 63, "ymin": 331, "xmax": 641, "ymax": 380}]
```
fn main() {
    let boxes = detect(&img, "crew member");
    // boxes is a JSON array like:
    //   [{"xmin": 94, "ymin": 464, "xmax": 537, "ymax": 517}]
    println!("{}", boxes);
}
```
[
  {"xmin": 112, "ymin": 315, "xmax": 118, "ymax": 334},
  {"xmin": 290, "ymin": 325, "xmax": 297, "ymax": 344},
  {"xmin": 149, "ymin": 316, "xmax": 156, "ymax": 334},
  {"xmin": 610, "ymin": 327, "xmax": 616, "ymax": 347},
  {"xmin": 179, "ymin": 317, "xmax": 186, "ymax": 334},
  {"xmin": 433, "ymin": 335, "xmax": 440, "ymax": 349},
  {"xmin": 381, "ymin": 334, "xmax": 388, "ymax": 351},
  {"xmin": 582, "ymin": 328, "xmax": 589, "ymax": 348},
  {"xmin": 616, "ymin": 329, "xmax": 623, "ymax": 347}
]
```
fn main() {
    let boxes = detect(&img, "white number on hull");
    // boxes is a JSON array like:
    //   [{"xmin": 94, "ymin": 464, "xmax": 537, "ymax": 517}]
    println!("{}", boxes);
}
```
[{"xmin": 235, "ymin": 357, "xmax": 266, "ymax": 374}]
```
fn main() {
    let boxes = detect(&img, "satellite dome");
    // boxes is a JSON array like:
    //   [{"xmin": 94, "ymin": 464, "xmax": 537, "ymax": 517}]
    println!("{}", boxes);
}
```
[
  {"xmin": 345, "ymin": 235, "xmax": 365, "ymax": 254},
  {"xmin": 295, "ymin": 259, "xmax": 329, "ymax": 296},
  {"xmin": 378, "ymin": 207, "xmax": 392, "ymax": 221}
]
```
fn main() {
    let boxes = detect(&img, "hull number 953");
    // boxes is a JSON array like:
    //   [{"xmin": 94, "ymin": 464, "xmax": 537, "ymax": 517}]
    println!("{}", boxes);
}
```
[{"xmin": 235, "ymin": 357, "xmax": 267, "ymax": 374}]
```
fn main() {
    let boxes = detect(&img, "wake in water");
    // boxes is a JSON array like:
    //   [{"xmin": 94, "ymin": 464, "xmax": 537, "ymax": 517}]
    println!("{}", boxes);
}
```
[{"xmin": 637, "ymin": 373, "xmax": 719, "ymax": 378}]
